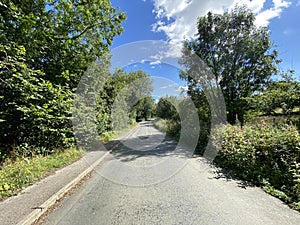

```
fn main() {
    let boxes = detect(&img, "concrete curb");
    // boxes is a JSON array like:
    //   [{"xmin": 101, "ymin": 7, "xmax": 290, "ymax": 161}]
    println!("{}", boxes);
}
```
[
  {"xmin": 17, "ymin": 151, "xmax": 110, "ymax": 225},
  {"xmin": 17, "ymin": 124, "xmax": 140, "ymax": 225}
]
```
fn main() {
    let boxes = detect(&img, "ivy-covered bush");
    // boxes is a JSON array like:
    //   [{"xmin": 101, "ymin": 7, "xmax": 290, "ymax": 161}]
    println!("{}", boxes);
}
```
[{"xmin": 214, "ymin": 122, "xmax": 300, "ymax": 207}]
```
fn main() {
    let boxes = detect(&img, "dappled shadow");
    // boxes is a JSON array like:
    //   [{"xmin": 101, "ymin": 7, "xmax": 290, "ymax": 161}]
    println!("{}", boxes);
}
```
[
  {"xmin": 97, "ymin": 121, "xmax": 199, "ymax": 186},
  {"xmin": 190, "ymin": 152, "xmax": 255, "ymax": 189},
  {"xmin": 107, "ymin": 134, "xmax": 193, "ymax": 163},
  {"xmin": 101, "ymin": 121, "xmax": 195, "ymax": 163},
  {"xmin": 209, "ymin": 166, "xmax": 255, "ymax": 189}
]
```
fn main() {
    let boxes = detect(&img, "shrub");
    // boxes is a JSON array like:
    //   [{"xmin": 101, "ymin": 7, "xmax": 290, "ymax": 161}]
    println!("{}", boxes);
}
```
[{"xmin": 214, "ymin": 122, "xmax": 300, "ymax": 206}]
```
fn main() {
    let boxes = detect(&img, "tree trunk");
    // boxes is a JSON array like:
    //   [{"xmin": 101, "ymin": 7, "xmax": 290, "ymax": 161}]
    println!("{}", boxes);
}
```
[
  {"xmin": 227, "ymin": 110, "xmax": 236, "ymax": 125},
  {"xmin": 237, "ymin": 112, "xmax": 244, "ymax": 127}
]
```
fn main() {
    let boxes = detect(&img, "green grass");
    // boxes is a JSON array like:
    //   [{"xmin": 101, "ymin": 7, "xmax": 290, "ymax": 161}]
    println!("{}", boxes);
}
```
[
  {"xmin": 99, "ymin": 122, "xmax": 138, "ymax": 143},
  {"xmin": 0, "ymin": 148, "xmax": 83, "ymax": 199},
  {"xmin": 152, "ymin": 118, "xmax": 168, "ymax": 133},
  {"xmin": 100, "ymin": 131, "xmax": 117, "ymax": 143}
]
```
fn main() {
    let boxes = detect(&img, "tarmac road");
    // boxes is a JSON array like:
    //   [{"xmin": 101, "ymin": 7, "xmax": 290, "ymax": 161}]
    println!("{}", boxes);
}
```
[{"xmin": 42, "ymin": 121, "xmax": 300, "ymax": 225}]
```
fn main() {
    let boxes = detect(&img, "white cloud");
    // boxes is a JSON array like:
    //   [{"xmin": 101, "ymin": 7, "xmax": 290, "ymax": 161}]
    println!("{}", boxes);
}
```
[
  {"xmin": 151, "ymin": 0, "xmax": 291, "ymax": 56},
  {"xmin": 297, "ymin": 0, "xmax": 300, "ymax": 6},
  {"xmin": 152, "ymin": 0, "xmax": 230, "ymax": 45},
  {"xmin": 150, "ymin": 60, "xmax": 162, "ymax": 65},
  {"xmin": 245, "ymin": 0, "xmax": 291, "ymax": 26}
]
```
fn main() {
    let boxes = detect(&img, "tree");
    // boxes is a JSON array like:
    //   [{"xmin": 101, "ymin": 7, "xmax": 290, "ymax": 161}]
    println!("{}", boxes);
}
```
[
  {"xmin": 1, "ymin": 0, "xmax": 126, "ymax": 88},
  {"xmin": 0, "ymin": 43, "xmax": 74, "ymax": 156},
  {"xmin": 0, "ymin": 0, "xmax": 126, "ymax": 157},
  {"xmin": 245, "ymin": 70, "xmax": 300, "ymax": 116},
  {"xmin": 96, "ymin": 69, "xmax": 153, "ymax": 131},
  {"xmin": 156, "ymin": 96, "xmax": 179, "ymax": 120},
  {"xmin": 133, "ymin": 96, "xmax": 156, "ymax": 121},
  {"xmin": 180, "ymin": 6, "xmax": 279, "ymax": 125}
]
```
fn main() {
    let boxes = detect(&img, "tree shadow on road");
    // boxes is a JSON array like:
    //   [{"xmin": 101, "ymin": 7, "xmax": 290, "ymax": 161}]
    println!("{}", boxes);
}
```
[
  {"xmin": 210, "ymin": 166, "xmax": 255, "ymax": 189},
  {"xmin": 105, "ymin": 134, "xmax": 194, "ymax": 163}
]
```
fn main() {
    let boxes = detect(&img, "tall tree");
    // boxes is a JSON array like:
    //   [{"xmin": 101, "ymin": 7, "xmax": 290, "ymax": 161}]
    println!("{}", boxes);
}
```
[
  {"xmin": 0, "ymin": 0, "xmax": 126, "ymax": 156},
  {"xmin": 91, "ymin": 69, "xmax": 153, "ymax": 134},
  {"xmin": 1, "ymin": 0, "xmax": 126, "ymax": 87},
  {"xmin": 180, "ymin": 6, "xmax": 279, "ymax": 125}
]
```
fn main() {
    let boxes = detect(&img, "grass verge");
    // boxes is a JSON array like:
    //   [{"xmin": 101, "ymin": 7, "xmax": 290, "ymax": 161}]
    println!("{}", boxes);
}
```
[
  {"xmin": 152, "ymin": 118, "xmax": 168, "ymax": 133},
  {"xmin": 0, "ymin": 148, "xmax": 84, "ymax": 200},
  {"xmin": 100, "ymin": 122, "xmax": 138, "ymax": 143}
]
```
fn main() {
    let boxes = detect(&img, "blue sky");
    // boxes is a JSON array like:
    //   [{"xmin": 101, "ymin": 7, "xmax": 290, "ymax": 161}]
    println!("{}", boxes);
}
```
[{"xmin": 110, "ymin": 0, "xmax": 300, "ymax": 96}]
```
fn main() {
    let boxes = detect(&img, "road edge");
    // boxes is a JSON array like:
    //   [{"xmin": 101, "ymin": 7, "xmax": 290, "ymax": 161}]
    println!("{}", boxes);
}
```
[{"xmin": 17, "ymin": 124, "xmax": 140, "ymax": 225}]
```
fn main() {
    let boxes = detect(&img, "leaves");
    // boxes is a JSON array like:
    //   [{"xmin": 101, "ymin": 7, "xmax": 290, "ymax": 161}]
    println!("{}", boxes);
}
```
[
  {"xmin": 245, "ymin": 72, "xmax": 300, "ymax": 116},
  {"xmin": 156, "ymin": 96, "xmax": 179, "ymax": 120},
  {"xmin": 0, "ymin": 0, "xmax": 126, "ymax": 160},
  {"xmin": 1, "ymin": 43, "xmax": 74, "ymax": 153},
  {"xmin": 180, "ymin": 6, "xmax": 279, "ymax": 125},
  {"xmin": 214, "ymin": 123, "xmax": 300, "ymax": 205}
]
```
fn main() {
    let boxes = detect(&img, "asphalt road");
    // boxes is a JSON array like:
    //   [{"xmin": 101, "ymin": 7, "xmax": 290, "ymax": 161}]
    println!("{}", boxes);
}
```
[{"xmin": 42, "ymin": 121, "xmax": 300, "ymax": 225}]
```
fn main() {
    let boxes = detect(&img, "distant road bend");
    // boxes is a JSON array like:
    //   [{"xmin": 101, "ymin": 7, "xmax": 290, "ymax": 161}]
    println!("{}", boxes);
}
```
[{"xmin": 43, "ymin": 121, "xmax": 300, "ymax": 225}]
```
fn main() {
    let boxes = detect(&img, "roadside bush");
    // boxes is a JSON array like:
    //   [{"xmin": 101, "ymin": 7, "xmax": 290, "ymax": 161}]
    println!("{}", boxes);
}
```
[
  {"xmin": 214, "ymin": 122, "xmax": 300, "ymax": 207},
  {"xmin": 166, "ymin": 120, "xmax": 181, "ymax": 141},
  {"xmin": 195, "ymin": 120, "xmax": 211, "ymax": 154},
  {"xmin": 152, "ymin": 118, "xmax": 168, "ymax": 133},
  {"xmin": 0, "ymin": 44, "xmax": 74, "ymax": 161},
  {"xmin": 153, "ymin": 118, "xmax": 180, "ymax": 141},
  {"xmin": 249, "ymin": 115, "xmax": 300, "ymax": 129}
]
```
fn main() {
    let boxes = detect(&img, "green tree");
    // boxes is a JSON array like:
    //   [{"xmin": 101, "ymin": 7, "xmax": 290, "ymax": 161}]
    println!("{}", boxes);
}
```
[
  {"xmin": 0, "ymin": 0, "xmax": 126, "ymax": 157},
  {"xmin": 96, "ymin": 69, "xmax": 153, "ymax": 132},
  {"xmin": 1, "ymin": 0, "xmax": 126, "ymax": 87},
  {"xmin": 0, "ymin": 43, "xmax": 74, "ymax": 157},
  {"xmin": 246, "ymin": 71, "xmax": 300, "ymax": 116},
  {"xmin": 134, "ymin": 96, "xmax": 156, "ymax": 121},
  {"xmin": 156, "ymin": 96, "xmax": 179, "ymax": 120},
  {"xmin": 180, "ymin": 6, "xmax": 279, "ymax": 125}
]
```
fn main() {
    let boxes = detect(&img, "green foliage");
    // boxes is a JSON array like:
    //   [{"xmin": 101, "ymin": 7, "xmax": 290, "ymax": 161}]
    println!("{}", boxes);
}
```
[
  {"xmin": 156, "ymin": 96, "xmax": 179, "ymax": 120},
  {"xmin": 152, "ymin": 118, "xmax": 168, "ymax": 133},
  {"xmin": 0, "ymin": 43, "xmax": 74, "ymax": 157},
  {"xmin": 153, "ymin": 118, "xmax": 180, "ymax": 141},
  {"xmin": 186, "ymin": 88, "xmax": 211, "ymax": 154},
  {"xmin": 99, "ymin": 131, "xmax": 117, "ymax": 144},
  {"xmin": 0, "ymin": 0, "xmax": 126, "ymax": 87},
  {"xmin": 155, "ymin": 96, "xmax": 181, "ymax": 140},
  {"xmin": 155, "ymin": 94, "xmax": 211, "ymax": 154},
  {"xmin": 214, "ymin": 122, "xmax": 300, "ymax": 206},
  {"xmin": 72, "ymin": 59, "xmax": 112, "ymax": 149},
  {"xmin": 0, "ymin": 148, "xmax": 83, "ymax": 199},
  {"xmin": 0, "ymin": 0, "xmax": 126, "ymax": 160},
  {"xmin": 180, "ymin": 6, "xmax": 279, "ymax": 125},
  {"xmin": 245, "ymin": 73, "xmax": 300, "ymax": 116},
  {"xmin": 133, "ymin": 96, "xmax": 156, "ymax": 121},
  {"xmin": 72, "ymin": 63, "xmax": 153, "ymax": 150},
  {"xmin": 97, "ymin": 69, "xmax": 153, "ymax": 132},
  {"xmin": 263, "ymin": 185, "xmax": 291, "ymax": 202},
  {"xmin": 99, "ymin": 123, "xmax": 137, "ymax": 143}
]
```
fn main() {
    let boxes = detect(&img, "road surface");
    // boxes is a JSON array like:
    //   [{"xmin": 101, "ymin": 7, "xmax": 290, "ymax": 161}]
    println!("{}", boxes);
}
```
[{"xmin": 41, "ymin": 121, "xmax": 300, "ymax": 225}]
